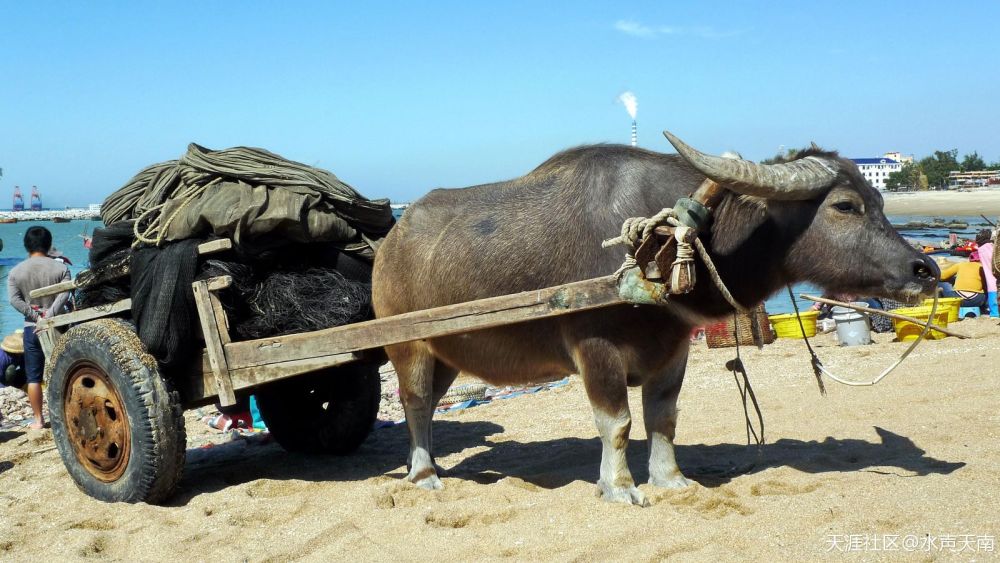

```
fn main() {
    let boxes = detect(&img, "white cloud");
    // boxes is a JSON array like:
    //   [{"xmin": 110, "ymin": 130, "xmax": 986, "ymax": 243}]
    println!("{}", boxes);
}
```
[
  {"xmin": 614, "ymin": 19, "xmax": 739, "ymax": 40},
  {"xmin": 615, "ymin": 19, "xmax": 656, "ymax": 38}
]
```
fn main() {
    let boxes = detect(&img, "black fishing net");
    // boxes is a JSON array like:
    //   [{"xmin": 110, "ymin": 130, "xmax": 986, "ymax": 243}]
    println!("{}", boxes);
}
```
[
  {"xmin": 200, "ymin": 260, "xmax": 372, "ymax": 340},
  {"xmin": 75, "ymin": 221, "xmax": 134, "ymax": 308},
  {"xmin": 129, "ymin": 240, "xmax": 200, "ymax": 368},
  {"xmin": 78, "ymin": 233, "xmax": 375, "ymax": 368}
]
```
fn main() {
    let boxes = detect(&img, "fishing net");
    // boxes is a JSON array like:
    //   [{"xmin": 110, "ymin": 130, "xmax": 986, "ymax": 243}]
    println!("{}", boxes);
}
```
[
  {"xmin": 200, "ymin": 260, "xmax": 372, "ymax": 340},
  {"xmin": 130, "ymin": 240, "xmax": 201, "ymax": 368},
  {"xmin": 75, "ymin": 222, "xmax": 135, "ymax": 308},
  {"xmin": 100, "ymin": 144, "xmax": 394, "ymax": 261},
  {"xmin": 75, "ymin": 145, "xmax": 390, "ymax": 368}
]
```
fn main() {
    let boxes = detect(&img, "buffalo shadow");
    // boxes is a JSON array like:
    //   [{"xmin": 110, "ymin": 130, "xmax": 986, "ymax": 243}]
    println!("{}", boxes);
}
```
[
  {"xmin": 444, "ymin": 425, "xmax": 965, "ymax": 488},
  {"xmin": 171, "ymin": 422, "xmax": 963, "ymax": 504}
]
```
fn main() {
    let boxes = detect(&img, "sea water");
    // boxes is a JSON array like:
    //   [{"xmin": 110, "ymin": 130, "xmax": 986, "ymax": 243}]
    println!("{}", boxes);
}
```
[
  {"xmin": 0, "ymin": 220, "xmax": 102, "ymax": 333},
  {"xmin": 0, "ymin": 215, "xmax": 989, "ymax": 334}
]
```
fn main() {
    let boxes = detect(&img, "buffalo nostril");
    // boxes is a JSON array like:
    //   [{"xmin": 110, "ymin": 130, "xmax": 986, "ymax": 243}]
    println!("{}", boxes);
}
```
[{"xmin": 912, "ymin": 258, "xmax": 937, "ymax": 280}]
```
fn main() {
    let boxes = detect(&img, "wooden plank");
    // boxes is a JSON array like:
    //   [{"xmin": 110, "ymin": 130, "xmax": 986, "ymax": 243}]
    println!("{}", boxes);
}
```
[
  {"xmin": 30, "ymin": 280, "xmax": 78, "ymax": 299},
  {"xmin": 29, "ymin": 239, "xmax": 230, "ymax": 300},
  {"xmin": 197, "ymin": 239, "xmax": 232, "ymax": 255},
  {"xmin": 185, "ymin": 351, "xmax": 361, "ymax": 404},
  {"xmin": 37, "ymin": 327, "xmax": 57, "ymax": 358},
  {"xmin": 224, "ymin": 275, "xmax": 624, "ymax": 371},
  {"xmin": 206, "ymin": 275, "xmax": 232, "ymax": 292},
  {"xmin": 35, "ymin": 299, "xmax": 132, "ymax": 331},
  {"xmin": 192, "ymin": 281, "xmax": 236, "ymax": 406},
  {"xmin": 208, "ymin": 291, "xmax": 231, "ymax": 346},
  {"xmin": 800, "ymin": 294, "xmax": 968, "ymax": 339}
]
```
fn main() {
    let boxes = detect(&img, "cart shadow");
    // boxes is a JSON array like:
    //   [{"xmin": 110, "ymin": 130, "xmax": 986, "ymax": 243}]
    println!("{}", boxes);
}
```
[
  {"xmin": 0, "ymin": 430, "xmax": 24, "ymax": 445},
  {"xmin": 171, "ymin": 422, "xmax": 962, "ymax": 505},
  {"xmin": 169, "ymin": 420, "xmax": 505, "ymax": 505}
]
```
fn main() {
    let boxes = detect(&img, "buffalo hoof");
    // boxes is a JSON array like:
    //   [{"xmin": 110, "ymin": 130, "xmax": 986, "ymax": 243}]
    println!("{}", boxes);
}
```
[
  {"xmin": 597, "ymin": 481, "xmax": 649, "ymax": 507},
  {"xmin": 408, "ymin": 471, "xmax": 444, "ymax": 491},
  {"xmin": 650, "ymin": 474, "xmax": 693, "ymax": 489}
]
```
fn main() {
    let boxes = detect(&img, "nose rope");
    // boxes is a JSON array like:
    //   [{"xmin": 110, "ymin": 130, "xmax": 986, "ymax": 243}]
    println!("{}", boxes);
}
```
[{"xmin": 787, "ymin": 286, "xmax": 938, "ymax": 390}]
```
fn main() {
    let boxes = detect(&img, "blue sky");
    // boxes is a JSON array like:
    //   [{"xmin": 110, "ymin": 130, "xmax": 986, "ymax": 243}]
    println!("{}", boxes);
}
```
[{"xmin": 1, "ymin": 1, "xmax": 998, "ymax": 206}]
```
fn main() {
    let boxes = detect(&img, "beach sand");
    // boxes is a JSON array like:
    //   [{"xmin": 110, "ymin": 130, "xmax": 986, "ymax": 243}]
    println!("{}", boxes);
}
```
[
  {"xmin": 884, "ymin": 190, "xmax": 1000, "ymax": 217},
  {"xmin": 1, "ymin": 316, "xmax": 998, "ymax": 560}
]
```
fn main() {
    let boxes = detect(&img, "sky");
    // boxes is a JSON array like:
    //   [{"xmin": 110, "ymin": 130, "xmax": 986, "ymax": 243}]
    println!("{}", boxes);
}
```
[{"xmin": 1, "ymin": 1, "xmax": 998, "ymax": 207}]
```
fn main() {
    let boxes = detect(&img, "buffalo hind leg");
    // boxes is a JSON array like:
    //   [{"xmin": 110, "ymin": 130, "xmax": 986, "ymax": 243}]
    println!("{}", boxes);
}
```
[
  {"xmin": 388, "ymin": 341, "xmax": 458, "ymax": 490},
  {"xmin": 642, "ymin": 349, "xmax": 693, "ymax": 488},
  {"xmin": 576, "ymin": 338, "xmax": 648, "ymax": 507}
]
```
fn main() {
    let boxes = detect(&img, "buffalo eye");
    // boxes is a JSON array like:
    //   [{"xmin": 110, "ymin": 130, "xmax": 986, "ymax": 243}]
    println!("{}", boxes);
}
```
[{"xmin": 832, "ymin": 200, "xmax": 859, "ymax": 214}]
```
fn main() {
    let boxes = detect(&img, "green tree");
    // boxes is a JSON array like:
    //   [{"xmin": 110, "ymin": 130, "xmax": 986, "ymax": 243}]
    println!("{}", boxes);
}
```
[
  {"xmin": 885, "ymin": 162, "xmax": 925, "ymax": 191},
  {"xmin": 961, "ymin": 151, "xmax": 986, "ymax": 171},
  {"xmin": 918, "ymin": 149, "xmax": 960, "ymax": 189},
  {"xmin": 760, "ymin": 148, "xmax": 799, "ymax": 164}
]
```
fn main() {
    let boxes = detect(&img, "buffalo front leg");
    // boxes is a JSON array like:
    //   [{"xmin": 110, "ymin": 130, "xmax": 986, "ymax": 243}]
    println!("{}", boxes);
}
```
[
  {"xmin": 642, "ymin": 349, "xmax": 693, "ymax": 488},
  {"xmin": 577, "ymin": 339, "xmax": 648, "ymax": 507},
  {"xmin": 388, "ymin": 341, "xmax": 458, "ymax": 490}
]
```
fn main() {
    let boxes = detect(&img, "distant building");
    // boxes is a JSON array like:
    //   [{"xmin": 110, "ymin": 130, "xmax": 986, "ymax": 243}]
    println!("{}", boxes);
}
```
[
  {"xmin": 88, "ymin": 203, "xmax": 101, "ymax": 213},
  {"xmin": 947, "ymin": 170, "xmax": 1000, "ymax": 189},
  {"xmin": 850, "ymin": 156, "xmax": 903, "ymax": 190},
  {"xmin": 882, "ymin": 151, "xmax": 913, "ymax": 164}
]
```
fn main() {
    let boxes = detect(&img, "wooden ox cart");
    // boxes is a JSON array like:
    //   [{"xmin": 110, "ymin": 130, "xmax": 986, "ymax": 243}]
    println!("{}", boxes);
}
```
[{"xmin": 32, "ymin": 238, "xmax": 645, "ymax": 504}]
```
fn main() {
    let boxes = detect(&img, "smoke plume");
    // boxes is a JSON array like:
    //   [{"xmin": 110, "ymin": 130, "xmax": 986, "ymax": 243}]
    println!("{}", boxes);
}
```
[{"xmin": 618, "ymin": 91, "xmax": 638, "ymax": 119}]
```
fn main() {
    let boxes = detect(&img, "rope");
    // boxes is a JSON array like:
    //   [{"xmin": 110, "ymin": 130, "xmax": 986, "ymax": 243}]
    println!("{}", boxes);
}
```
[
  {"xmin": 603, "ymin": 208, "xmax": 748, "ymax": 313},
  {"xmin": 694, "ymin": 238, "xmax": 749, "ymax": 314},
  {"xmin": 728, "ymin": 315, "xmax": 764, "ymax": 445},
  {"xmin": 132, "ymin": 180, "xmax": 214, "ymax": 247},
  {"xmin": 787, "ymin": 286, "xmax": 939, "ymax": 388},
  {"xmin": 601, "ymin": 208, "xmax": 676, "ymax": 250}
]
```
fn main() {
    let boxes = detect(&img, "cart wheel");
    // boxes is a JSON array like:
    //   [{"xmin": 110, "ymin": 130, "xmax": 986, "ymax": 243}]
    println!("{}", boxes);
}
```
[
  {"xmin": 47, "ymin": 319, "xmax": 186, "ymax": 504},
  {"xmin": 255, "ymin": 361, "xmax": 381, "ymax": 454}
]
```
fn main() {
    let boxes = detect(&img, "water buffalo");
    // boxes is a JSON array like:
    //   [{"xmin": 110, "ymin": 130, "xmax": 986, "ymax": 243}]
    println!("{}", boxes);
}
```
[{"xmin": 371, "ymin": 131, "xmax": 938, "ymax": 506}]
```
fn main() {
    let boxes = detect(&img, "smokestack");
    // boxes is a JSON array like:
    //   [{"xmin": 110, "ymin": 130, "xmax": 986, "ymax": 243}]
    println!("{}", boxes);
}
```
[{"xmin": 618, "ymin": 91, "xmax": 639, "ymax": 147}]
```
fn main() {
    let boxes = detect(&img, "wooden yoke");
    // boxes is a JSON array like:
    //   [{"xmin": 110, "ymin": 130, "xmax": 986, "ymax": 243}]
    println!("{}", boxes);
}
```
[{"xmin": 634, "ymin": 178, "xmax": 725, "ymax": 295}]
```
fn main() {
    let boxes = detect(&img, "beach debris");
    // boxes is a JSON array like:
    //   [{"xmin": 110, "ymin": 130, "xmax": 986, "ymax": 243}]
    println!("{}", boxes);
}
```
[{"xmin": 0, "ymin": 386, "xmax": 48, "ymax": 429}]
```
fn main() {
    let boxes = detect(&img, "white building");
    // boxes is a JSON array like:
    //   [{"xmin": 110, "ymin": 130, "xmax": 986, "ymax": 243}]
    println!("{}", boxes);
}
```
[
  {"xmin": 849, "ymin": 156, "xmax": 902, "ymax": 190},
  {"xmin": 882, "ymin": 151, "xmax": 913, "ymax": 164}
]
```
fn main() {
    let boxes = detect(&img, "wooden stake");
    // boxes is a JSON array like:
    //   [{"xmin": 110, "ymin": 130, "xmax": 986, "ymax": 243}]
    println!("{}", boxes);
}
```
[{"xmin": 799, "ymin": 294, "xmax": 968, "ymax": 339}]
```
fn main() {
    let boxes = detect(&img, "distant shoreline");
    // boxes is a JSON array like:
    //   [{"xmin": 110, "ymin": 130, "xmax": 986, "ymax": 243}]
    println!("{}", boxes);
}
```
[
  {"xmin": 0, "ymin": 208, "xmax": 100, "ymax": 221},
  {"xmin": 883, "ymin": 190, "xmax": 1000, "ymax": 218},
  {"xmin": 2, "ymin": 191, "xmax": 996, "ymax": 223}
]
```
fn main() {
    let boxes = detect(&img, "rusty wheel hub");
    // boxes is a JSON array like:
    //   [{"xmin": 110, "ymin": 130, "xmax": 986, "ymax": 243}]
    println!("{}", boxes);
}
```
[{"xmin": 64, "ymin": 362, "xmax": 130, "ymax": 482}]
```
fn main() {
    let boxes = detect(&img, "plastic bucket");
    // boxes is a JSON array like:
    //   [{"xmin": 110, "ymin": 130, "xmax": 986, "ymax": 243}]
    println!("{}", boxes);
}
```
[
  {"xmin": 832, "ymin": 303, "xmax": 872, "ymax": 346},
  {"xmin": 768, "ymin": 310, "xmax": 819, "ymax": 339},
  {"xmin": 890, "ymin": 306, "xmax": 949, "ymax": 341},
  {"xmin": 922, "ymin": 297, "xmax": 962, "ymax": 323}
]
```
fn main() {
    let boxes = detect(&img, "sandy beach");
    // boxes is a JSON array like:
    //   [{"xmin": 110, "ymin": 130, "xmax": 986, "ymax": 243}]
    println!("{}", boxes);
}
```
[
  {"xmin": 1, "ymin": 317, "xmax": 998, "ymax": 560},
  {"xmin": 883, "ymin": 189, "xmax": 1000, "ymax": 217}
]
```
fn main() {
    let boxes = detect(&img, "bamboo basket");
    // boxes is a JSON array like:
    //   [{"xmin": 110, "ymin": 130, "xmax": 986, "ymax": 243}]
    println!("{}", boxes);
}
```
[{"xmin": 705, "ymin": 303, "xmax": 775, "ymax": 348}]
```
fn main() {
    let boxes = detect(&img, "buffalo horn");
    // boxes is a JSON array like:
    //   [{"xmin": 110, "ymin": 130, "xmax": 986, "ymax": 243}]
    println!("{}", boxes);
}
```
[{"xmin": 663, "ymin": 130, "xmax": 838, "ymax": 200}]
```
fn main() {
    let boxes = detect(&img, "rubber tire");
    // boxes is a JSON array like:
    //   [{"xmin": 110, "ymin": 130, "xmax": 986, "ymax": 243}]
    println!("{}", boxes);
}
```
[
  {"xmin": 47, "ymin": 319, "xmax": 186, "ymax": 504},
  {"xmin": 255, "ymin": 361, "xmax": 381, "ymax": 455}
]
